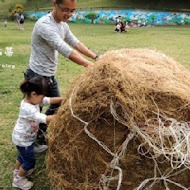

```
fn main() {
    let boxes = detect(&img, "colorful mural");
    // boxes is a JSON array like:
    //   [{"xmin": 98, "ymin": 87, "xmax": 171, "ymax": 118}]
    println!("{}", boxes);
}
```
[{"xmin": 28, "ymin": 9, "xmax": 190, "ymax": 25}]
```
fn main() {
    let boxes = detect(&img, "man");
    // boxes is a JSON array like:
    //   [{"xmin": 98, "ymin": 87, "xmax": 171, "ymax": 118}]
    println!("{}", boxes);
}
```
[{"xmin": 25, "ymin": 0, "xmax": 99, "ymax": 152}]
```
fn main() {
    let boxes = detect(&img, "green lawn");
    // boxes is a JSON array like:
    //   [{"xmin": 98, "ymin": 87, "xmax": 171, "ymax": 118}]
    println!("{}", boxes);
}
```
[{"xmin": 0, "ymin": 21, "xmax": 190, "ymax": 189}]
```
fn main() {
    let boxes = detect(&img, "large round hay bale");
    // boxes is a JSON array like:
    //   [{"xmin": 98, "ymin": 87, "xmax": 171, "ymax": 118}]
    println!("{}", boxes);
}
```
[{"xmin": 47, "ymin": 49, "xmax": 190, "ymax": 190}]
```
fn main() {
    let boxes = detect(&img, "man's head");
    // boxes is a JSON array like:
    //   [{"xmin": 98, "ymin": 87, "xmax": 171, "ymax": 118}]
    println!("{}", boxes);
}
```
[{"xmin": 52, "ymin": 0, "xmax": 77, "ymax": 23}]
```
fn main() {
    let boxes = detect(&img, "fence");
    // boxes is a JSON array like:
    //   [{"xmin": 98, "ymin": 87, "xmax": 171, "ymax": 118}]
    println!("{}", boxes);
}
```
[
  {"xmin": 28, "ymin": 9, "xmax": 190, "ymax": 26},
  {"xmin": 27, "ymin": 6, "xmax": 190, "ymax": 13}
]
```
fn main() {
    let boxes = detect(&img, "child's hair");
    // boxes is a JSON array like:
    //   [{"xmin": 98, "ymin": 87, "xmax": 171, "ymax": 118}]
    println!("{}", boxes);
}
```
[{"xmin": 20, "ymin": 76, "xmax": 50, "ymax": 97}]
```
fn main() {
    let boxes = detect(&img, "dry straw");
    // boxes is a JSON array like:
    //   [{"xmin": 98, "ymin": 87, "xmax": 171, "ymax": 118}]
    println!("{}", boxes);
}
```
[{"xmin": 47, "ymin": 49, "xmax": 190, "ymax": 190}]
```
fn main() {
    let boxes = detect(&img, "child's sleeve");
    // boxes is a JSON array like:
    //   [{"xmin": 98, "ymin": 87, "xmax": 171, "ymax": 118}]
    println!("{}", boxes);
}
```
[
  {"xmin": 23, "ymin": 106, "xmax": 47, "ymax": 124},
  {"xmin": 32, "ymin": 112, "xmax": 47, "ymax": 124},
  {"xmin": 28, "ymin": 109, "xmax": 47, "ymax": 124}
]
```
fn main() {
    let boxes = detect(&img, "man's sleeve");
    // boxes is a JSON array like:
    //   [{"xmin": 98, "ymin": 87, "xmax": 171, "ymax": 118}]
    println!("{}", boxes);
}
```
[
  {"xmin": 64, "ymin": 23, "xmax": 79, "ymax": 48},
  {"xmin": 37, "ymin": 22, "xmax": 73, "ymax": 58}
]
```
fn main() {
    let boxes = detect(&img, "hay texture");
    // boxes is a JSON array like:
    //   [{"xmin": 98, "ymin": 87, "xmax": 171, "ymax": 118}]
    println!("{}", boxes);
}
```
[{"xmin": 47, "ymin": 49, "xmax": 190, "ymax": 190}]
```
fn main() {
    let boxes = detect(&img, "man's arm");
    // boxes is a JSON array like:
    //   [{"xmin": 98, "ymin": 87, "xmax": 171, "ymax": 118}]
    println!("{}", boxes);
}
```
[
  {"xmin": 38, "ymin": 22, "xmax": 96, "ymax": 67},
  {"xmin": 64, "ymin": 24, "xmax": 97, "ymax": 60},
  {"xmin": 75, "ymin": 42, "xmax": 97, "ymax": 60},
  {"xmin": 69, "ymin": 50, "xmax": 94, "ymax": 67}
]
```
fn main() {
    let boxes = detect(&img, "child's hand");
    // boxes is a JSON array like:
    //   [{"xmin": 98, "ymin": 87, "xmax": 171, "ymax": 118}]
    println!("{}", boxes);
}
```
[{"xmin": 46, "ymin": 115, "xmax": 55, "ymax": 123}]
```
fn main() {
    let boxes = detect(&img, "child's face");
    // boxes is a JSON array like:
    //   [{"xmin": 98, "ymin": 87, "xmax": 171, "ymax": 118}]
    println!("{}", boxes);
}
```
[
  {"xmin": 31, "ymin": 92, "xmax": 44, "ymax": 105},
  {"xmin": 35, "ymin": 95, "xmax": 44, "ymax": 104}
]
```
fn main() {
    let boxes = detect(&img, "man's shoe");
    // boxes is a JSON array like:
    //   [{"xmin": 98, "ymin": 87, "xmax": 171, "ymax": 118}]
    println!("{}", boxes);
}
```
[
  {"xmin": 36, "ymin": 123, "xmax": 47, "ymax": 144},
  {"xmin": 34, "ymin": 144, "xmax": 48, "ymax": 153},
  {"xmin": 26, "ymin": 168, "xmax": 34, "ymax": 176}
]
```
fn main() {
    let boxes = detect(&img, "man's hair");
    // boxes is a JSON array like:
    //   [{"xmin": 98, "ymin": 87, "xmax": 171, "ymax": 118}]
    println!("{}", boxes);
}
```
[
  {"xmin": 55, "ymin": 0, "xmax": 76, "ymax": 4},
  {"xmin": 56, "ymin": 0, "xmax": 63, "ymax": 4}
]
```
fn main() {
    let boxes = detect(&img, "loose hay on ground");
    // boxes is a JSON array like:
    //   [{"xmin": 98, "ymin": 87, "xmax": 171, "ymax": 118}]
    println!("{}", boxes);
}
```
[{"xmin": 47, "ymin": 49, "xmax": 190, "ymax": 190}]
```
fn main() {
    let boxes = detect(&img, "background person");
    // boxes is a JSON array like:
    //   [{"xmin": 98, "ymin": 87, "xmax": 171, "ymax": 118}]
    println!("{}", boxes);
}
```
[
  {"xmin": 115, "ymin": 22, "xmax": 121, "ymax": 33},
  {"xmin": 13, "ymin": 11, "xmax": 21, "ymax": 30},
  {"xmin": 125, "ymin": 21, "xmax": 129, "ymax": 32},
  {"xmin": 25, "ymin": 0, "xmax": 99, "ymax": 147},
  {"xmin": 19, "ymin": 14, "xmax": 25, "ymax": 30},
  {"xmin": 4, "ymin": 19, "xmax": 7, "ymax": 27},
  {"xmin": 115, "ymin": 15, "xmax": 121, "ymax": 25},
  {"xmin": 120, "ymin": 21, "xmax": 126, "ymax": 32}
]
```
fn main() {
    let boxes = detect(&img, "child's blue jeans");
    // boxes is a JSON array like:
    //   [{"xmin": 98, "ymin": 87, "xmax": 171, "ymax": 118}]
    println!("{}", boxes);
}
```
[{"xmin": 16, "ymin": 144, "xmax": 35, "ymax": 171}]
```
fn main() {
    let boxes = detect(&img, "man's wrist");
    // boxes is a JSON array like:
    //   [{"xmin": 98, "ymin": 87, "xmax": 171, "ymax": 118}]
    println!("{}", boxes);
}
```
[{"xmin": 94, "ymin": 54, "xmax": 99, "ymax": 60}]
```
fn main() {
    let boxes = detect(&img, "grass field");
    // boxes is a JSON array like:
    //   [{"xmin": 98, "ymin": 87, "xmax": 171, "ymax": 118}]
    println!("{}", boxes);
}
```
[{"xmin": 0, "ymin": 21, "xmax": 190, "ymax": 189}]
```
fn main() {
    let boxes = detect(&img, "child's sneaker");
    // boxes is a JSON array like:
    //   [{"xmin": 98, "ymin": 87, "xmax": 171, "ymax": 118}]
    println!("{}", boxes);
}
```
[
  {"xmin": 12, "ymin": 176, "xmax": 33, "ymax": 190},
  {"xmin": 13, "ymin": 169, "xmax": 19, "ymax": 178}
]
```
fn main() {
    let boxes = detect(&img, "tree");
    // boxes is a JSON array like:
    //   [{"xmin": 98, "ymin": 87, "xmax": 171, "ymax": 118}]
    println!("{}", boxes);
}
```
[
  {"xmin": 9, "ymin": 3, "xmax": 24, "ymax": 20},
  {"xmin": 85, "ymin": 12, "xmax": 99, "ymax": 24},
  {"xmin": 15, "ymin": 4, "xmax": 23, "ymax": 14},
  {"xmin": 149, "ymin": 13, "xmax": 157, "ymax": 25}
]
